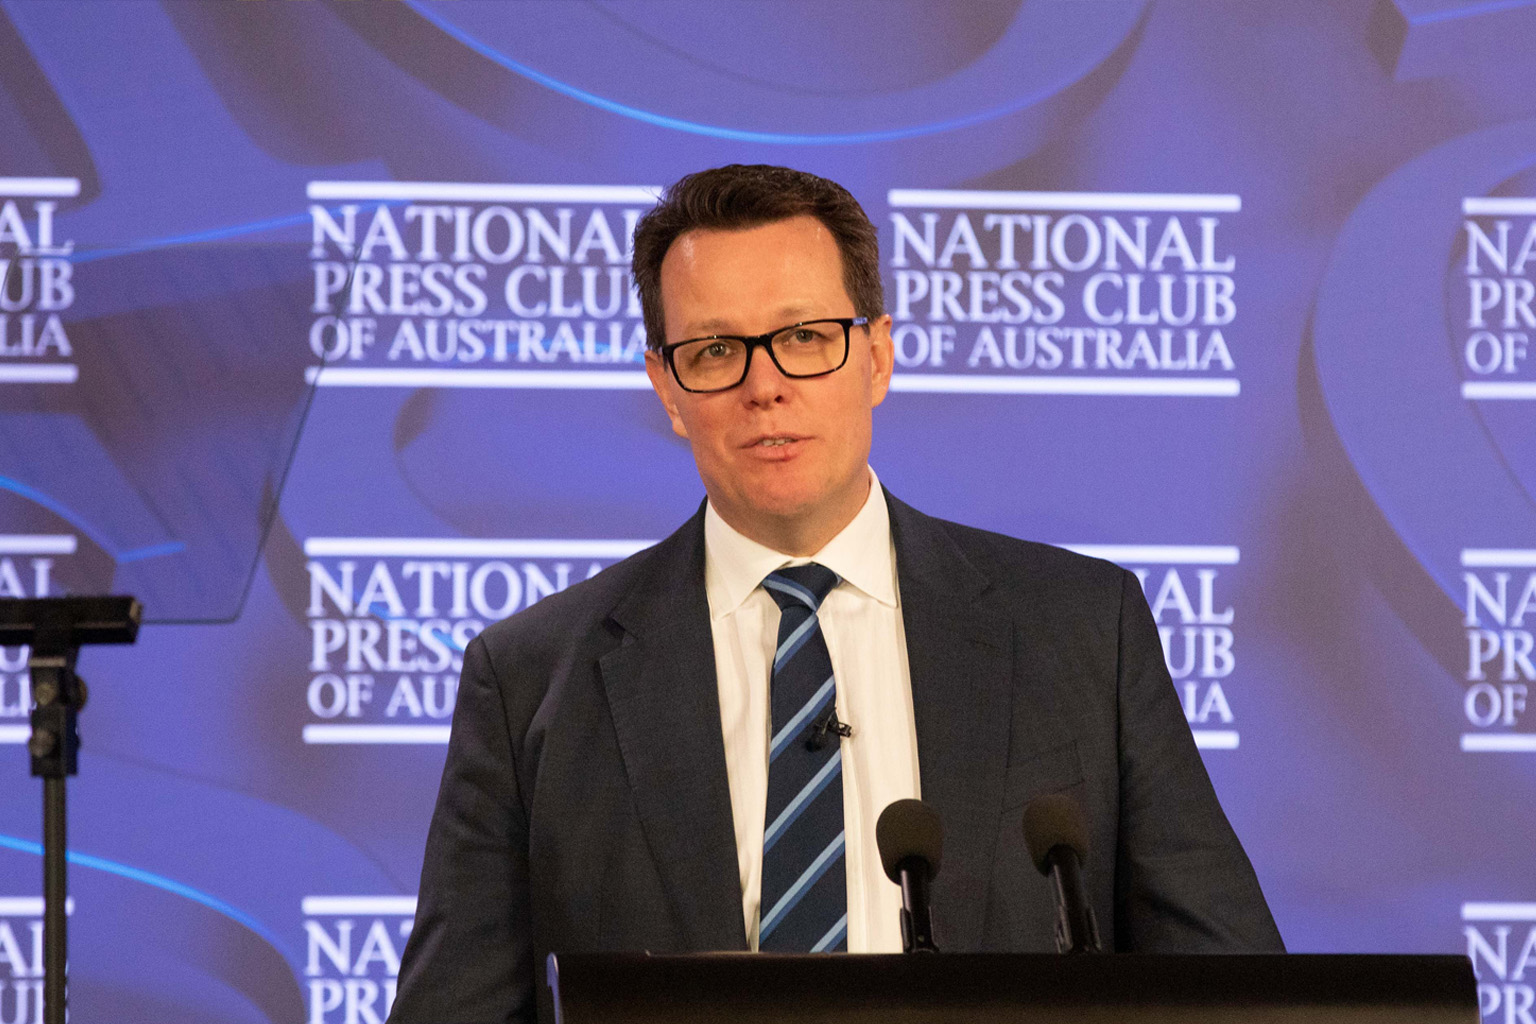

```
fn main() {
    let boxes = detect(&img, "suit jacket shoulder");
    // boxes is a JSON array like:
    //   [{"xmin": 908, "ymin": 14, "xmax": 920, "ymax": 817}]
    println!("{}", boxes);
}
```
[
  {"xmin": 895, "ymin": 501, "xmax": 1128, "ymax": 612},
  {"xmin": 471, "ymin": 505, "xmax": 708, "ymax": 730}
]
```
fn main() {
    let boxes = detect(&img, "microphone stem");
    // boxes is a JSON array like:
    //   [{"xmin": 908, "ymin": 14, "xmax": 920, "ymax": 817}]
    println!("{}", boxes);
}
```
[
  {"xmin": 898, "ymin": 862, "xmax": 939, "ymax": 953},
  {"xmin": 1051, "ymin": 851, "xmax": 1101, "ymax": 954}
]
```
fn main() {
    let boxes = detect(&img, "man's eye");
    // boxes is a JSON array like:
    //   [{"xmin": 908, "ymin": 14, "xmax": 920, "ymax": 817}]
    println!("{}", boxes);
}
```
[{"xmin": 702, "ymin": 341, "xmax": 734, "ymax": 359}]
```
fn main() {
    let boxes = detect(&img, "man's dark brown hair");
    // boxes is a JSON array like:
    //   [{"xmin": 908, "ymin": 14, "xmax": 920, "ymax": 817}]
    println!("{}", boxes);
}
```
[{"xmin": 631, "ymin": 164, "xmax": 885, "ymax": 351}]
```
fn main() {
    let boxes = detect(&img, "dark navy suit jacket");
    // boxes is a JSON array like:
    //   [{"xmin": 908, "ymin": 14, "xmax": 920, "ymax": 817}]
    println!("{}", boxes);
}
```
[{"xmin": 389, "ymin": 494, "xmax": 1284, "ymax": 1023}]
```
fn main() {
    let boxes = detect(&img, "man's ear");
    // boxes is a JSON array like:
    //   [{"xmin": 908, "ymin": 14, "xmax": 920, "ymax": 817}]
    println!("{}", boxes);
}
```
[
  {"xmin": 868, "ymin": 314, "xmax": 895, "ymax": 408},
  {"xmin": 645, "ymin": 350, "xmax": 690, "ymax": 438}
]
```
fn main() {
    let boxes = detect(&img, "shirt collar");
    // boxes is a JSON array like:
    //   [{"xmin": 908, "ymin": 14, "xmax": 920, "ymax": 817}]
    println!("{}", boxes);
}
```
[{"xmin": 704, "ymin": 468, "xmax": 898, "ymax": 620}]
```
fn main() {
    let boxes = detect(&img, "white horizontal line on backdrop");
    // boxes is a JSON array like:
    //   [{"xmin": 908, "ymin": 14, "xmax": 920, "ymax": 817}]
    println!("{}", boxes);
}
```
[
  {"xmin": 1192, "ymin": 730, "xmax": 1240, "ymax": 749},
  {"xmin": 1462, "ymin": 902, "xmax": 1536, "ymax": 920},
  {"xmin": 1463, "ymin": 197, "xmax": 1536, "ymax": 216},
  {"xmin": 305, "ymin": 367, "xmax": 652, "ymax": 389},
  {"xmin": 0, "ymin": 364, "xmax": 78, "ymax": 384},
  {"xmin": 1461, "ymin": 734, "xmax": 1536, "ymax": 753},
  {"xmin": 0, "ymin": 177, "xmax": 80, "ymax": 197},
  {"xmin": 887, "ymin": 189, "xmax": 1241, "ymax": 213},
  {"xmin": 1461, "ymin": 549, "xmax": 1536, "ymax": 568},
  {"xmin": 1062, "ymin": 545, "xmax": 1240, "ymax": 565},
  {"xmin": 0, "ymin": 727, "xmax": 30, "ymax": 744},
  {"xmin": 303, "ymin": 366, "xmax": 1240, "ymax": 396},
  {"xmin": 1463, "ymin": 381, "xmax": 1536, "ymax": 399},
  {"xmin": 0, "ymin": 898, "xmax": 75, "ymax": 916},
  {"xmin": 886, "ymin": 375, "xmax": 1241, "ymax": 396},
  {"xmin": 306, "ymin": 181, "xmax": 659, "ymax": 204},
  {"xmin": 302, "ymin": 896, "xmax": 418, "ymax": 916},
  {"xmin": 1462, "ymin": 902, "xmax": 1536, "ymax": 921},
  {"xmin": 303, "ymin": 538, "xmax": 654, "ymax": 559},
  {"xmin": 303, "ymin": 724, "xmax": 450, "ymax": 744},
  {"xmin": 0, "ymin": 534, "xmax": 76, "ymax": 555}
]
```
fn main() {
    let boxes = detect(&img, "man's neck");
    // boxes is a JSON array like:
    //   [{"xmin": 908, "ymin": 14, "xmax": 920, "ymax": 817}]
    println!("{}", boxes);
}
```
[{"xmin": 710, "ymin": 473, "xmax": 873, "ymax": 557}]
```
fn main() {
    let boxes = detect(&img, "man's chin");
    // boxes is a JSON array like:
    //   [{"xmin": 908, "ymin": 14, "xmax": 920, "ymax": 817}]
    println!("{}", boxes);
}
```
[
  {"xmin": 710, "ymin": 485, "xmax": 824, "ymax": 534},
  {"xmin": 705, "ymin": 461, "xmax": 869, "ymax": 538},
  {"xmin": 739, "ymin": 489, "xmax": 821, "ymax": 525},
  {"xmin": 716, "ymin": 465, "xmax": 816, "ymax": 509}
]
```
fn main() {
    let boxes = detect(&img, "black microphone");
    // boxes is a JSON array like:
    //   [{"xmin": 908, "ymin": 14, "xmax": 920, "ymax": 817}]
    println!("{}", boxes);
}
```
[
  {"xmin": 1022, "ymin": 794, "xmax": 1102, "ymax": 954},
  {"xmin": 804, "ymin": 708, "xmax": 853, "ymax": 750},
  {"xmin": 876, "ymin": 798, "xmax": 943, "ymax": 953}
]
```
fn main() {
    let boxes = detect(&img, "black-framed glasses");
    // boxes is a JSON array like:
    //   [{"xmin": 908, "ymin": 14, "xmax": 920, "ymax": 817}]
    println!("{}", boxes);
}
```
[{"xmin": 659, "ymin": 317, "xmax": 869, "ymax": 393}]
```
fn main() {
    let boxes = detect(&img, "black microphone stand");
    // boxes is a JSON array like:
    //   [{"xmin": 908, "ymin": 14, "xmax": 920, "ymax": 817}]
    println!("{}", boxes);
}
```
[
  {"xmin": 896, "ymin": 858, "xmax": 939, "ymax": 953},
  {"xmin": 1046, "ymin": 847, "xmax": 1101, "ymax": 955},
  {"xmin": 0, "ymin": 597, "xmax": 141, "ymax": 1024}
]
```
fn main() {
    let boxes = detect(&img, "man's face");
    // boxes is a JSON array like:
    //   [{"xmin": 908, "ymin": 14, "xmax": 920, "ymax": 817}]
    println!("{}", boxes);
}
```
[{"xmin": 645, "ymin": 215, "xmax": 894, "ymax": 551}]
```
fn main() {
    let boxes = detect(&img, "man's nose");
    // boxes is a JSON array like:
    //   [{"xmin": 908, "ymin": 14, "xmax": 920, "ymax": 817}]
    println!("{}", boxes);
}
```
[{"xmin": 739, "ymin": 343, "xmax": 790, "ymax": 404}]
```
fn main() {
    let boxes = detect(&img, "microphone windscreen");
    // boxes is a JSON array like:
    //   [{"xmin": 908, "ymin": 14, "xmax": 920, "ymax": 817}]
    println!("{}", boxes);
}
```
[
  {"xmin": 1022, "ymin": 794, "xmax": 1090, "ymax": 875},
  {"xmin": 875, "ymin": 798, "xmax": 944, "ymax": 883}
]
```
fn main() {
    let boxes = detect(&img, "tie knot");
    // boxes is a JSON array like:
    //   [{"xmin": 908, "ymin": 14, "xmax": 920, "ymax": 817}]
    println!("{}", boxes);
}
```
[{"xmin": 763, "ymin": 563, "xmax": 840, "ymax": 612}]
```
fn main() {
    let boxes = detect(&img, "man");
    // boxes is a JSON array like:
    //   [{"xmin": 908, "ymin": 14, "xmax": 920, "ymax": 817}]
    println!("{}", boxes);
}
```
[{"xmin": 390, "ymin": 165, "xmax": 1282, "ymax": 1024}]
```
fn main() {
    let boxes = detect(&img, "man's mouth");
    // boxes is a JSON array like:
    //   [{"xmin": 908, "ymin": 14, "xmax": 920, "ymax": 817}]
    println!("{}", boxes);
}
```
[{"xmin": 746, "ymin": 434, "xmax": 807, "ymax": 449}]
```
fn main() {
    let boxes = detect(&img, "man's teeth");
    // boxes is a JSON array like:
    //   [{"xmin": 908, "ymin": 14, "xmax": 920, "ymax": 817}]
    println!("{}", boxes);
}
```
[{"xmin": 759, "ymin": 437, "xmax": 792, "ymax": 447}]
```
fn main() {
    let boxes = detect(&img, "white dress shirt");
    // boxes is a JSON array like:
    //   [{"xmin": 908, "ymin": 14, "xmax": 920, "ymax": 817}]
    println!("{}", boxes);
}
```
[{"xmin": 703, "ymin": 468, "xmax": 920, "ymax": 953}]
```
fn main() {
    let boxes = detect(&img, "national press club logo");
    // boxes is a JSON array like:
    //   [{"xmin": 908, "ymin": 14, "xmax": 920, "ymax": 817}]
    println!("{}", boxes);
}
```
[
  {"xmin": 0, "ymin": 178, "xmax": 77, "ymax": 386},
  {"xmin": 298, "ymin": 536, "xmax": 651, "ymax": 744},
  {"xmin": 1462, "ymin": 198, "xmax": 1536, "ymax": 400},
  {"xmin": 0, "ymin": 534, "xmax": 80, "ymax": 748},
  {"xmin": 304, "ymin": 181, "xmax": 657, "ymax": 391},
  {"xmin": 1461, "ymin": 549, "xmax": 1535, "ymax": 752},
  {"xmin": 1463, "ymin": 901, "xmax": 1536, "ymax": 1024},
  {"xmin": 883, "ymin": 189, "xmax": 1240, "ymax": 397},
  {"xmin": 1065, "ymin": 544, "xmax": 1243, "ymax": 748},
  {"xmin": 302, "ymin": 895, "xmax": 413, "ymax": 1023}
]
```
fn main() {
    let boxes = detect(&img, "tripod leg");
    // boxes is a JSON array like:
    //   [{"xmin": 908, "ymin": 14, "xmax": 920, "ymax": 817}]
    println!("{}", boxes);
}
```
[{"xmin": 43, "ymin": 776, "xmax": 66, "ymax": 1024}]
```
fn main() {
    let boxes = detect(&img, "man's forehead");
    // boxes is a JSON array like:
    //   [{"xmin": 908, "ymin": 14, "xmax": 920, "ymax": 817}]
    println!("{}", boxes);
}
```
[
  {"xmin": 683, "ymin": 303, "xmax": 826, "ymax": 338},
  {"xmin": 661, "ymin": 217, "xmax": 849, "ymax": 337},
  {"xmin": 668, "ymin": 215, "xmax": 841, "ymax": 267}
]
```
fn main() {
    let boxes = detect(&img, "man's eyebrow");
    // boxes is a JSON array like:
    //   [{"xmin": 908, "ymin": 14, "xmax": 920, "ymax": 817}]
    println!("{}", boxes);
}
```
[{"xmin": 683, "ymin": 317, "xmax": 738, "ymax": 336}]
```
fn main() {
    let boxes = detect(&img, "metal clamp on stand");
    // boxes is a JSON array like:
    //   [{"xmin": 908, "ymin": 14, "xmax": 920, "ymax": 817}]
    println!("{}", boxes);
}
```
[{"xmin": 0, "ymin": 596, "xmax": 141, "ymax": 1024}]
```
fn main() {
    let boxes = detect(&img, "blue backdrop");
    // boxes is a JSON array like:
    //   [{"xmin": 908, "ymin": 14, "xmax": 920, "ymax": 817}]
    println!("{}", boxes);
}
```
[{"xmin": 2, "ymin": 2, "xmax": 1534, "ymax": 1021}]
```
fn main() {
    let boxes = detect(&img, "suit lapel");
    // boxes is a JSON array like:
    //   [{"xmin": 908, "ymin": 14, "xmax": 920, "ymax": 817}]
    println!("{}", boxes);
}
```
[
  {"xmin": 888, "ymin": 493, "xmax": 1014, "ymax": 952},
  {"xmin": 598, "ymin": 509, "xmax": 748, "ymax": 951}
]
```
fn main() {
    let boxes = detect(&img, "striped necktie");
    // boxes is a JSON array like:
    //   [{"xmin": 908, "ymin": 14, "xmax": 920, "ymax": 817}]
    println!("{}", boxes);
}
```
[{"xmin": 759, "ymin": 563, "xmax": 847, "ymax": 953}]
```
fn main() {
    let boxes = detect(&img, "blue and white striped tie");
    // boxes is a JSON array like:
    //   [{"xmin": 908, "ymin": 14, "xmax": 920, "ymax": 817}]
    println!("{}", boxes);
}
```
[{"xmin": 759, "ymin": 563, "xmax": 847, "ymax": 953}]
